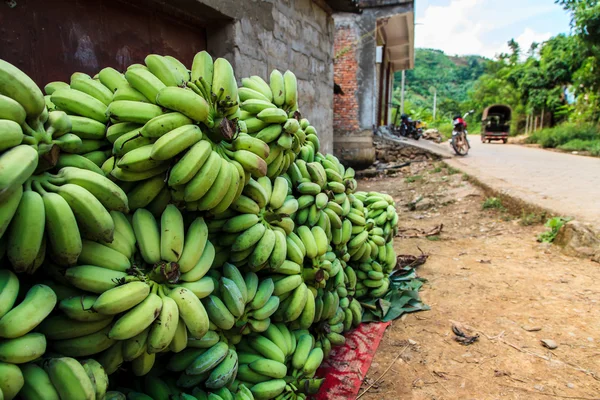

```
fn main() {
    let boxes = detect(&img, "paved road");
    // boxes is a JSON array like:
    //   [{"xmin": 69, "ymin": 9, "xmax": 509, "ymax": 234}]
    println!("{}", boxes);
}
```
[
  {"xmin": 395, "ymin": 134, "xmax": 600, "ymax": 229},
  {"xmin": 439, "ymin": 136, "xmax": 600, "ymax": 229}
]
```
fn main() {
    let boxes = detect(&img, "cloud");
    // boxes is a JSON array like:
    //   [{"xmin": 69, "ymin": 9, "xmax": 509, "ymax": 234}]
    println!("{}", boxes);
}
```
[
  {"xmin": 415, "ymin": 0, "xmax": 558, "ymax": 58},
  {"xmin": 495, "ymin": 28, "xmax": 553, "ymax": 58}
]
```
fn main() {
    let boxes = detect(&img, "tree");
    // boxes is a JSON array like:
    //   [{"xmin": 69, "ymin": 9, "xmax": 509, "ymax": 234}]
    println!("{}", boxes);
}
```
[{"xmin": 557, "ymin": 0, "xmax": 600, "ymax": 47}]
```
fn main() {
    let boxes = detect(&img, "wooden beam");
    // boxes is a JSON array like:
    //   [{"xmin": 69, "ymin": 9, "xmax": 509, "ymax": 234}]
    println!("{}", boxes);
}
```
[
  {"xmin": 377, "ymin": 45, "xmax": 386, "ymax": 126},
  {"xmin": 383, "ymin": 63, "xmax": 391, "ymax": 125}
]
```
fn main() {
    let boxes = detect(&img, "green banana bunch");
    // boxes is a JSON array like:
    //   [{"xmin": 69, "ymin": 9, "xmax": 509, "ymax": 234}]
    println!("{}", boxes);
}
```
[
  {"xmin": 208, "ymin": 176, "xmax": 297, "ymax": 270},
  {"xmin": 0, "ymin": 284, "xmax": 56, "ymax": 338},
  {"xmin": 355, "ymin": 191, "xmax": 399, "ymax": 242},
  {"xmin": 168, "ymin": 339, "xmax": 238, "ymax": 390},
  {"xmin": 10, "ymin": 169, "xmax": 126, "ymax": 268},
  {"xmin": 43, "ymin": 357, "xmax": 96, "ymax": 400},
  {"xmin": 237, "ymin": 71, "xmax": 307, "ymax": 179},
  {"xmin": 202, "ymin": 264, "xmax": 282, "ymax": 338}
]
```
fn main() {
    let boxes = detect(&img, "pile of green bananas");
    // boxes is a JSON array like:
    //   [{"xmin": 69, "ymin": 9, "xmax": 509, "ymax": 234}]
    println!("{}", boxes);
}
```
[
  {"xmin": 237, "ymin": 72, "xmax": 320, "ymax": 179},
  {"xmin": 0, "ymin": 53, "xmax": 405, "ymax": 400},
  {"xmin": 208, "ymin": 176, "xmax": 296, "ymax": 271},
  {"xmin": 0, "ymin": 272, "xmax": 55, "ymax": 368},
  {"xmin": 17, "ymin": 357, "xmax": 113, "ymax": 400},
  {"xmin": 48, "ymin": 206, "xmax": 214, "ymax": 366},
  {"xmin": 202, "ymin": 264, "xmax": 282, "ymax": 338},
  {"xmin": 233, "ymin": 325, "xmax": 324, "ymax": 400}
]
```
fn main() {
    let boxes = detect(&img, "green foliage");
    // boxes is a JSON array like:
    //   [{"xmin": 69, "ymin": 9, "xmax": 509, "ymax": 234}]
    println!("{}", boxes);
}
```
[
  {"xmin": 537, "ymin": 216, "xmax": 571, "ymax": 243},
  {"xmin": 526, "ymin": 123, "xmax": 599, "ymax": 153},
  {"xmin": 520, "ymin": 212, "xmax": 544, "ymax": 226},
  {"xmin": 394, "ymin": 49, "xmax": 486, "ymax": 122},
  {"xmin": 482, "ymin": 197, "xmax": 505, "ymax": 211},
  {"xmin": 405, "ymin": 175, "xmax": 423, "ymax": 183},
  {"xmin": 559, "ymin": 139, "xmax": 600, "ymax": 155},
  {"xmin": 446, "ymin": 166, "xmax": 459, "ymax": 175}
]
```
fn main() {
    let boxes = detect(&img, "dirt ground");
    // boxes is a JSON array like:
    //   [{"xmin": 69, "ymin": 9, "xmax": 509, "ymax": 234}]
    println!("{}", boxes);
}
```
[{"xmin": 357, "ymin": 161, "xmax": 600, "ymax": 400}]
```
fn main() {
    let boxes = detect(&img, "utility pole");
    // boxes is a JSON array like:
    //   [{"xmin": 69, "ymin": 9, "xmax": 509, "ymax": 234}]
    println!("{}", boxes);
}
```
[
  {"xmin": 432, "ymin": 87, "xmax": 437, "ymax": 121},
  {"xmin": 400, "ymin": 70, "xmax": 405, "ymax": 115}
]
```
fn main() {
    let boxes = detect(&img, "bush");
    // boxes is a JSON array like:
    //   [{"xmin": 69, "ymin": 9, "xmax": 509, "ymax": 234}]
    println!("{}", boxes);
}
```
[
  {"xmin": 558, "ymin": 139, "xmax": 600, "ymax": 156},
  {"xmin": 526, "ymin": 123, "xmax": 600, "ymax": 151}
]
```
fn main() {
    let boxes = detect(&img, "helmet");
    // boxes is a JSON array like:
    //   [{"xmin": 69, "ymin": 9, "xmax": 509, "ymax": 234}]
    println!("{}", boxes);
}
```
[{"xmin": 400, "ymin": 114, "xmax": 408, "ymax": 120}]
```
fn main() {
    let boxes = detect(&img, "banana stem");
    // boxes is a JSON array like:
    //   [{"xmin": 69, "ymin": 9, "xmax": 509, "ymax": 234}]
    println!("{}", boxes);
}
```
[
  {"xmin": 22, "ymin": 122, "xmax": 45, "ymax": 144},
  {"xmin": 23, "ymin": 178, "xmax": 33, "ymax": 192},
  {"xmin": 31, "ymin": 180, "xmax": 47, "ymax": 195},
  {"xmin": 22, "ymin": 135, "xmax": 38, "ymax": 146},
  {"xmin": 40, "ymin": 179, "xmax": 61, "ymax": 193}
]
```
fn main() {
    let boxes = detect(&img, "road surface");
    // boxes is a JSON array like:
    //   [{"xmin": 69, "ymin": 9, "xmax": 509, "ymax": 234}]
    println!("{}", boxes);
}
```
[{"xmin": 434, "ymin": 136, "xmax": 600, "ymax": 229}]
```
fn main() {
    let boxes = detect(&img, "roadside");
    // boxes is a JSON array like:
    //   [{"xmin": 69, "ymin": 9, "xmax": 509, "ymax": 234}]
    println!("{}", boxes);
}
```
[{"xmin": 356, "ymin": 161, "xmax": 600, "ymax": 400}]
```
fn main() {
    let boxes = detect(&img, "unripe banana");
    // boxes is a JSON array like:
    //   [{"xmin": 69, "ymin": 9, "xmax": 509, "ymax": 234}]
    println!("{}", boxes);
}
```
[
  {"xmin": 99, "ymin": 67, "xmax": 129, "ymax": 92},
  {"xmin": 93, "ymin": 281, "xmax": 150, "ymax": 315},
  {"xmin": 150, "ymin": 124, "xmax": 203, "ymax": 161},
  {"xmin": 156, "ymin": 87, "xmax": 210, "ymax": 124},
  {"xmin": 81, "ymin": 359, "xmax": 109, "ymax": 400},
  {"xmin": 19, "ymin": 363, "xmax": 61, "ymax": 400},
  {"xmin": 45, "ymin": 357, "xmax": 95, "ymax": 400},
  {"xmin": 0, "ymin": 59, "xmax": 45, "ymax": 118},
  {"xmin": 145, "ymin": 54, "xmax": 186, "ymax": 87},
  {"xmin": 169, "ymin": 287, "xmax": 210, "ymax": 339},
  {"xmin": 141, "ymin": 112, "xmax": 193, "ymax": 138},
  {"xmin": 0, "ymin": 284, "xmax": 56, "ymax": 338},
  {"xmin": 70, "ymin": 76, "xmax": 113, "ymax": 105},
  {"xmin": 269, "ymin": 69, "xmax": 285, "ymax": 107},
  {"xmin": 106, "ymin": 100, "xmax": 163, "ymax": 124},
  {"xmin": 147, "ymin": 293, "xmax": 179, "ymax": 353},
  {"xmin": 0, "ymin": 145, "xmax": 38, "ymax": 192},
  {"xmin": 51, "ymin": 88, "xmax": 108, "ymax": 123},
  {"xmin": 212, "ymin": 58, "xmax": 238, "ymax": 103},
  {"xmin": 124, "ymin": 67, "xmax": 166, "ymax": 104},
  {"xmin": 109, "ymin": 292, "xmax": 162, "ymax": 340},
  {"xmin": 0, "ymin": 333, "xmax": 46, "ymax": 363},
  {"xmin": 132, "ymin": 208, "xmax": 161, "ymax": 264}
]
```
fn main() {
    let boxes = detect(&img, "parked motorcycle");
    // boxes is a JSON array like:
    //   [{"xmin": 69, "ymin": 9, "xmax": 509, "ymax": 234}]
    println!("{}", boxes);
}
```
[
  {"xmin": 451, "ymin": 110, "xmax": 474, "ymax": 156},
  {"xmin": 396, "ymin": 114, "xmax": 422, "ymax": 140}
]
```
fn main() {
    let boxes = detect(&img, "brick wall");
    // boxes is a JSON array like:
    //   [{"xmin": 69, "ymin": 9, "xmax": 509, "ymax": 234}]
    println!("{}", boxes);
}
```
[{"xmin": 333, "ymin": 26, "xmax": 360, "ymax": 136}]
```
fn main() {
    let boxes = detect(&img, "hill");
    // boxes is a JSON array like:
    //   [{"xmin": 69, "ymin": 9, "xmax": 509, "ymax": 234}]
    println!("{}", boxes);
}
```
[{"xmin": 393, "ymin": 48, "xmax": 487, "ymax": 121}]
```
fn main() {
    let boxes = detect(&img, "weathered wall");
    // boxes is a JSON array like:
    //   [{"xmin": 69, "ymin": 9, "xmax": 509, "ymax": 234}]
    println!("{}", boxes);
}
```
[{"xmin": 204, "ymin": 0, "xmax": 336, "ymax": 154}]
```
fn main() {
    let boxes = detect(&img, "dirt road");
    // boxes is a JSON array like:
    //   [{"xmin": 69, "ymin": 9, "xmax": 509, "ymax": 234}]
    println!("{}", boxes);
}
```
[
  {"xmin": 443, "ymin": 136, "xmax": 600, "ymax": 230},
  {"xmin": 358, "ymin": 162, "xmax": 600, "ymax": 400}
]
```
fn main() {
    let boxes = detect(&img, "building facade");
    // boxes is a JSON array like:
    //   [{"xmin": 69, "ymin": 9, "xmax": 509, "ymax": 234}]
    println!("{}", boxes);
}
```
[{"xmin": 332, "ymin": 0, "xmax": 415, "ymax": 167}]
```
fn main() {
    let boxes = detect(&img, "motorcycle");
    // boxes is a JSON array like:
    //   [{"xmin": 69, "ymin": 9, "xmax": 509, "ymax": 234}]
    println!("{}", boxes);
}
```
[
  {"xmin": 451, "ymin": 110, "xmax": 474, "ymax": 156},
  {"xmin": 399, "ymin": 116, "xmax": 422, "ymax": 140}
]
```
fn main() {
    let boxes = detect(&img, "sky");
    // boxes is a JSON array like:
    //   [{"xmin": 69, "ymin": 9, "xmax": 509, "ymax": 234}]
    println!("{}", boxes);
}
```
[{"xmin": 415, "ymin": 0, "xmax": 573, "ymax": 59}]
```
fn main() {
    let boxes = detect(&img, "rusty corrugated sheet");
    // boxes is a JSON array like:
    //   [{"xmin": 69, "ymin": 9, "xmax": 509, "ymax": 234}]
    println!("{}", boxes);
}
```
[{"xmin": 0, "ymin": 0, "xmax": 206, "ymax": 86}]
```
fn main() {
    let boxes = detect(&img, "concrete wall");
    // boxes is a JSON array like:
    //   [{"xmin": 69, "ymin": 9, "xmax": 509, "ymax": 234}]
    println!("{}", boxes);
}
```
[{"xmin": 200, "ymin": 0, "xmax": 336, "ymax": 154}]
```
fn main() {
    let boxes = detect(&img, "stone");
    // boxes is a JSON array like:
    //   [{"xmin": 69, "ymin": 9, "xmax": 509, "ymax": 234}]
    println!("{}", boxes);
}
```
[
  {"xmin": 540, "ymin": 339, "xmax": 558, "ymax": 349},
  {"xmin": 414, "ymin": 198, "xmax": 434, "ymax": 211},
  {"xmin": 553, "ymin": 221, "xmax": 600, "ymax": 262}
]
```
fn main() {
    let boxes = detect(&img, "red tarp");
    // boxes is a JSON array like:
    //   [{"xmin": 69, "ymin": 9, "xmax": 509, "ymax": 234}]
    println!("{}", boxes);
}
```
[{"xmin": 315, "ymin": 322, "xmax": 391, "ymax": 399}]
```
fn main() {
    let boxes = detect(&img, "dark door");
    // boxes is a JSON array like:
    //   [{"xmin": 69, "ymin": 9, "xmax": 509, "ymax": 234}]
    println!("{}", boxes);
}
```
[{"xmin": 0, "ymin": 0, "xmax": 207, "ymax": 87}]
